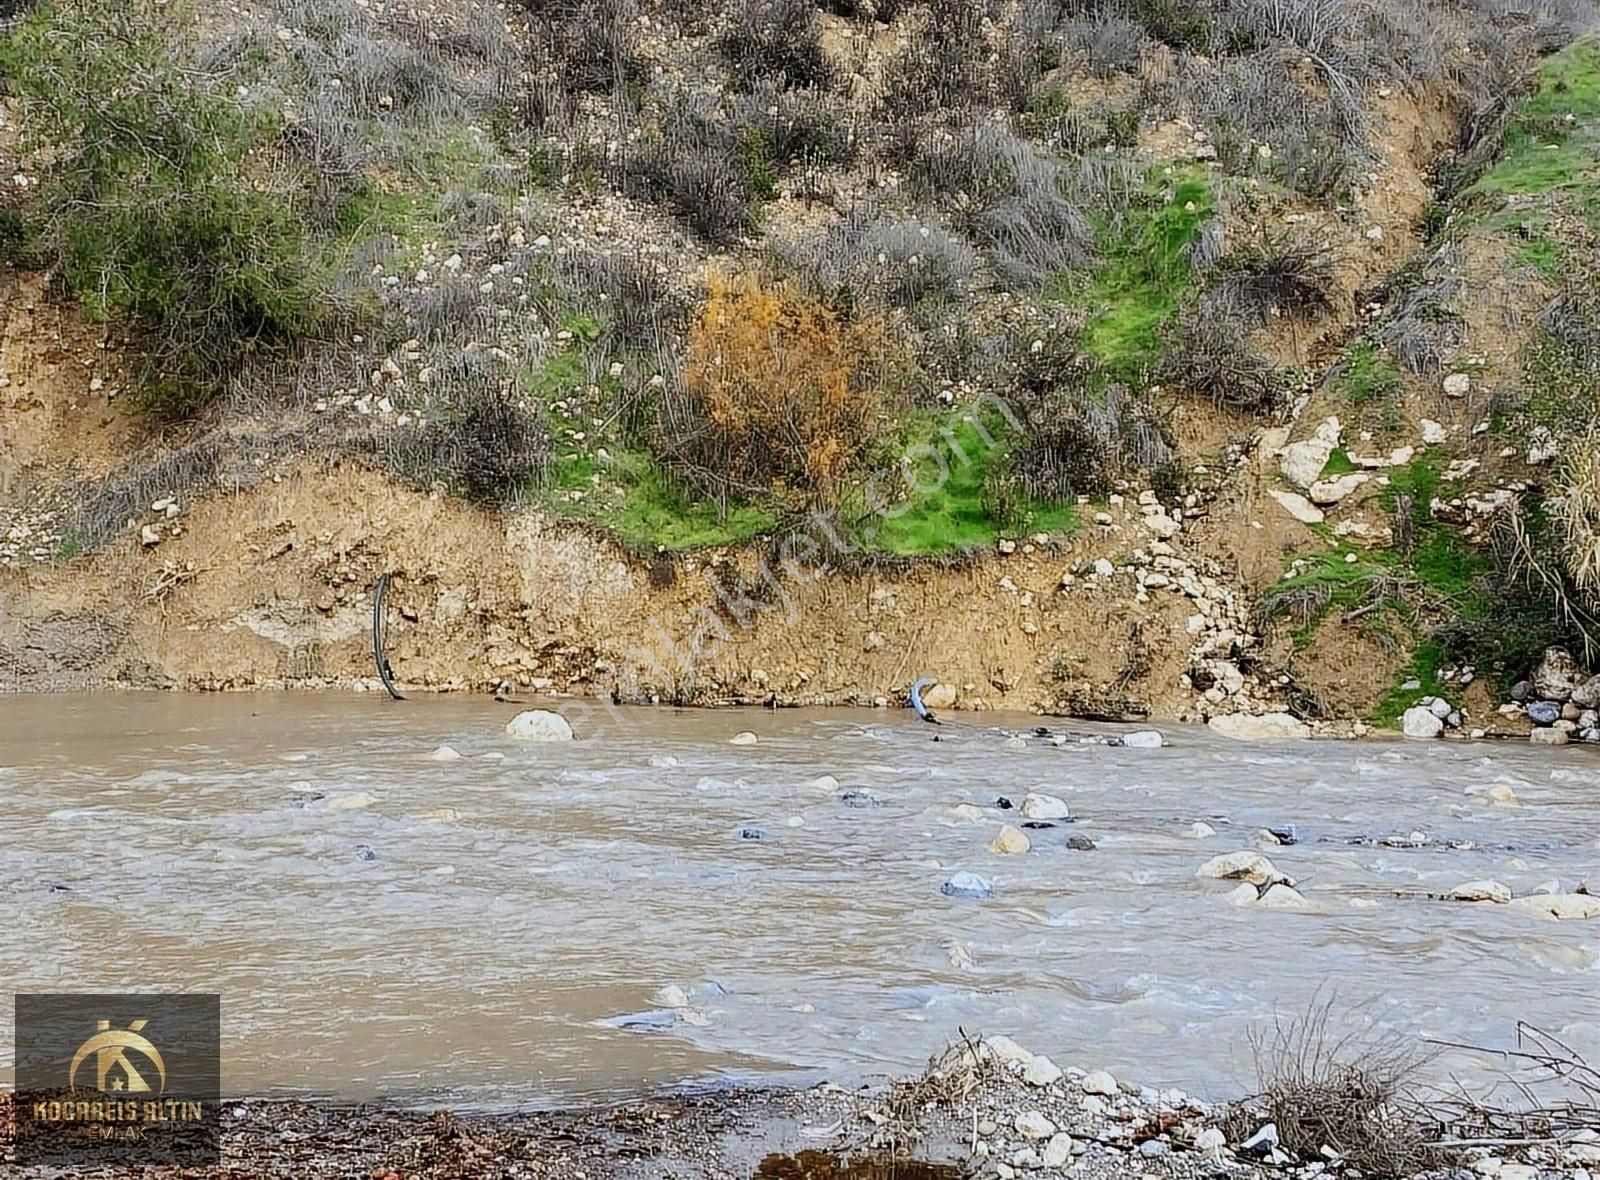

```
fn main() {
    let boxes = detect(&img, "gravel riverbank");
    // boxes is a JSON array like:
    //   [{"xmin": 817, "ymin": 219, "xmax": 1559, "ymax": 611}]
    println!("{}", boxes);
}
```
[{"xmin": 5, "ymin": 1035, "xmax": 1595, "ymax": 1180}]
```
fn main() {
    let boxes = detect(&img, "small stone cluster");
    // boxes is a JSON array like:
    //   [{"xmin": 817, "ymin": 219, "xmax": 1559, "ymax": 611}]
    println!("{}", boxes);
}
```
[{"xmin": 1500, "ymin": 647, "xmax": 1600, "ymax": 747}]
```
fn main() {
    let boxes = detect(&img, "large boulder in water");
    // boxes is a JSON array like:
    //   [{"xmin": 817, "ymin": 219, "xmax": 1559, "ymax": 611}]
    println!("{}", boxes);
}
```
[
  {"xmin": 1533, "ymin": 647, "xmax": 1582, "ymax": 702},
  {"xmin": 921, "ymin": 682, "xmax": 958, "ymax": 709},
  {"xmin": 1508, "ymin": 893, "xmax": 1600, "ymax": 921},
  {"xmin": 1197, "ymin": 850, "xmax": 1288, "ymax": 886},
  {"xmin": 504, "ymin": 709, "xmax": 574, "ymax": 741},
  {"xmin": 1208, "ymin": 712, "xmax": 1310, "ymax": 741}
]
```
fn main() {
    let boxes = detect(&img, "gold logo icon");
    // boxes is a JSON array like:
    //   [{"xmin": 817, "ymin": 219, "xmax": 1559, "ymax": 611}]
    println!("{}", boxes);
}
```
[{"xmin": 67, "ymin": 1019, "xmax": 167, "ymax": 1095}]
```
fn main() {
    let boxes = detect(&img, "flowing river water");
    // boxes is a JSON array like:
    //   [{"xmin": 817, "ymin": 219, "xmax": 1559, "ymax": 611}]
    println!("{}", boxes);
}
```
[{"xmin": 1, "ymin": 694, "xmax": 1596, "ymax": 1110}]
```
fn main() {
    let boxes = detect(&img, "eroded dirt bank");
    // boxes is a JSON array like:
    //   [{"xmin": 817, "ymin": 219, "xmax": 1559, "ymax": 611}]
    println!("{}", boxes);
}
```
[{"xmin": 1, "ymin": 449, "xmax": 1283, "ymax": 720}]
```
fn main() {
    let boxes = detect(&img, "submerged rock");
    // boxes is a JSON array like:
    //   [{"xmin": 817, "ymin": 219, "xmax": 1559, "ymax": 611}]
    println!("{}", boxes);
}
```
[
  {"xmin": 729, "ymin": 730, "xmax": 758, "ymax": 746},
  {"xmin": 427, "ymin": 744, "xmax": 463, "ymax": 761},
  {"xmin": 941, "ymin": 872, "xmax": 993, "ymax": 900},
  {"xmin": 840, "ymin": 790, "xmax": 881, "ymax": 808},
  {"xmin": 989, "ymin": 824, "xmax": 1031, "ymax": 855},
  {"xmin": 1122, "ymin": 729, "xmax": 1164, "ymax": 748},
  {"xmin": 504, "ymin": 710, "xmax": 574, "ymax": 742}
]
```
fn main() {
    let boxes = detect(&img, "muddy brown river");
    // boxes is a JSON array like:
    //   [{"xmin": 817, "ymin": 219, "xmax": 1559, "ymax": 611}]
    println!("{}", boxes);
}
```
[{"xmin": 1, "ymin": 694, "xmax": 1596, "ymax": 1110}]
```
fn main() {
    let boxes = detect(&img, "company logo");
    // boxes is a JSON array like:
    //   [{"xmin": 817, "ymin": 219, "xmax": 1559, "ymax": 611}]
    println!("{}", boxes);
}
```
[
  {"xmin": 68, "ymin": 1018, "xmax": 167, "ymax": 1094},
  {"xmin": 13, "ymin": 993, "xmax": 220, "ymax": 1165}
]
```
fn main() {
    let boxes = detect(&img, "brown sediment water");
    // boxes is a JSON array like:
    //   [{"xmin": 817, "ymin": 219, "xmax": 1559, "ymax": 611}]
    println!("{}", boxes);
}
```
[{"xmin": 1, "ymin": 693, "xmax": 1595, "ymax": 1109}]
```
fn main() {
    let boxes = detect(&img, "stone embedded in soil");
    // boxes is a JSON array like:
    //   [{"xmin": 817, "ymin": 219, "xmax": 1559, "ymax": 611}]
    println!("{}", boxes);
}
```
[
  {"xmin": 1014, "ymin": 1110, "xmax": 1056, "ymax": 1139},
  {"xmin": 1402, "ymin": 706, "xmax": 1445, "ymax": 739},
  {"xmin": 1308, "ymin": 472, "xmax": 1369, "ymax": 505},
  {"xmin": 1080, "ymin": 1069, "xmax": 1119, "ymax": 1096},
  {"xmin": 504, "ymin": 710, "xmax": 574, "ymax": 741},
  {"xmin": 1449, "ymin": 880, "xmax": 1513, "ymax": 903},
  {"xmin": 1267, "ymin": 488, "xmax": 1325, "ymax": 525},
  {"xmin": 1023, "ymin": 1054, "xmax": 1063, "ymax": 1087},
  {"xmin": 1279, "ymin": 416, "xmax": 1342, "ymax": 488}
]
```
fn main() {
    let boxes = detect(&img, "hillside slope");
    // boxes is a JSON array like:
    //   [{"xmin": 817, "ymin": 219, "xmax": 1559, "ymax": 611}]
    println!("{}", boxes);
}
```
[{"xmin": 1, "ymin": 0, "xmax": 1597, "ymax": 735}]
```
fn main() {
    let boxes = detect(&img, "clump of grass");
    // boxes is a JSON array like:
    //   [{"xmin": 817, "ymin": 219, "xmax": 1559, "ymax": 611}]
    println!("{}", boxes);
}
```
[
  {"xmin": 1336, "ymin": 341, "xmax": 1403, "ymax": 405},
  {"xmin": 913, "ymin": 120, "xmax": 1095, "ymax": 290},
  {"xmin": 1075, "ymin": 173, "xmax": 1213, "ymax": 380},
  {"xmin": 1209, "ymin": 230, "xmax": 1334, "ymax": 323},
  {"xmin": 783, "ymin": 206, "xmax": 981, "ymax": 310},
  {"xmin": 716, "ymin": 0, "xmax": 833, "ymax": 90},
  {"xmin": 384, "ymin": 353, "xmax": 549, "ymax": 505},
  {"xmin": 625, "ymin": 98, "xmax": 760, "ymax": 244}
]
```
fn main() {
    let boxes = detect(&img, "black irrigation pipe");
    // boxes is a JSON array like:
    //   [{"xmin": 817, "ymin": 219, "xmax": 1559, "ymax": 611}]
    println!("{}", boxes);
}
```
[{"xmin": 372, "ymin": 572, "xmax": 405, "ymax": 701}]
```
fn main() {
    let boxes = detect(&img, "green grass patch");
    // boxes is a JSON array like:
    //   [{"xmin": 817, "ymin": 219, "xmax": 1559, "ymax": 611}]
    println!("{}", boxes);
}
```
[
  {"xmin": 848, "ymin": 414, "xmax": 1078, "ymax": 555},
  {"xmin": 548, "ymin": 447, "xmax": 779, "ymax": 551},
  {"xmin": 1370, "ymin": 639, "xmax": 1451, "ymax": 728},
  {"xmin": 1337, "ymin": 341, "xmax": 1402, "ymax": 405},
  {"xmin": 1320, "ymin": 447, "xmax": 1359, "ymax": 477},
  {"xmin": 1473, "ymin": 40, "xmax": 1600, "ymax": 197},
  {"xmin": 1068, "ymin": 174, "xmax": 1212, "ymax": 380},
  {"xmin": 524, "ymin": 344, "xmax": 777, "ymax": 551}
]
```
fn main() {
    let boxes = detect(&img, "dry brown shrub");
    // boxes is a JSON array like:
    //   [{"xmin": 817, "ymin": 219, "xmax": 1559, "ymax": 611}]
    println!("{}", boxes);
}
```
[
  {"xmin": 1552, "ymin": 423, "xmax": 1600, "ymax": 602},
  {"xmin": 667, "ymin": 272, "xmax": 887, "ymax": 507},
  {"xmin": 1241, "ymin": 999, "xmax": 1442, "ymax": 1178}
]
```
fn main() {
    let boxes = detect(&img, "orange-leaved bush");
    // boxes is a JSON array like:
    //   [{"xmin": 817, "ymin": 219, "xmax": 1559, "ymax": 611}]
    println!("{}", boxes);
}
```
[{"xmin": 670, "ymin": 272, "xmax": 884, "ymax": 507}]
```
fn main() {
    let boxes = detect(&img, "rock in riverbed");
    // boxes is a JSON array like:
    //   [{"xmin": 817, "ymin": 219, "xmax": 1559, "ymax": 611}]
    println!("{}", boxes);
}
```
[
  {"xmin": 504, "ymin": 710, "xmax": 574, "ymax": 741},
  {"xmin": 1508, "ymin": 892, "xmax": 1600, "ymax": 920},
  {"xmin": 1197, "ymin": 850, "xmax": 1288, "ymax": 886},
  {"xmin": 989, "ymin": 825, "xmax": 1031, "ymax": 855},
  {"xmin": 1208, "ymin": 713, "xmax": 1310, "ymax": 740},
  {"xmin": 1020, "ymin": 792, "xmax": 1070, "ymax": 820},
  {"xmin": 1449, "ymin": 880, "xmax": 1512, "ymax": 903},
  {"xmin": 941, "ymin": 872, "xmax": 992, "ymax": 900}
]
